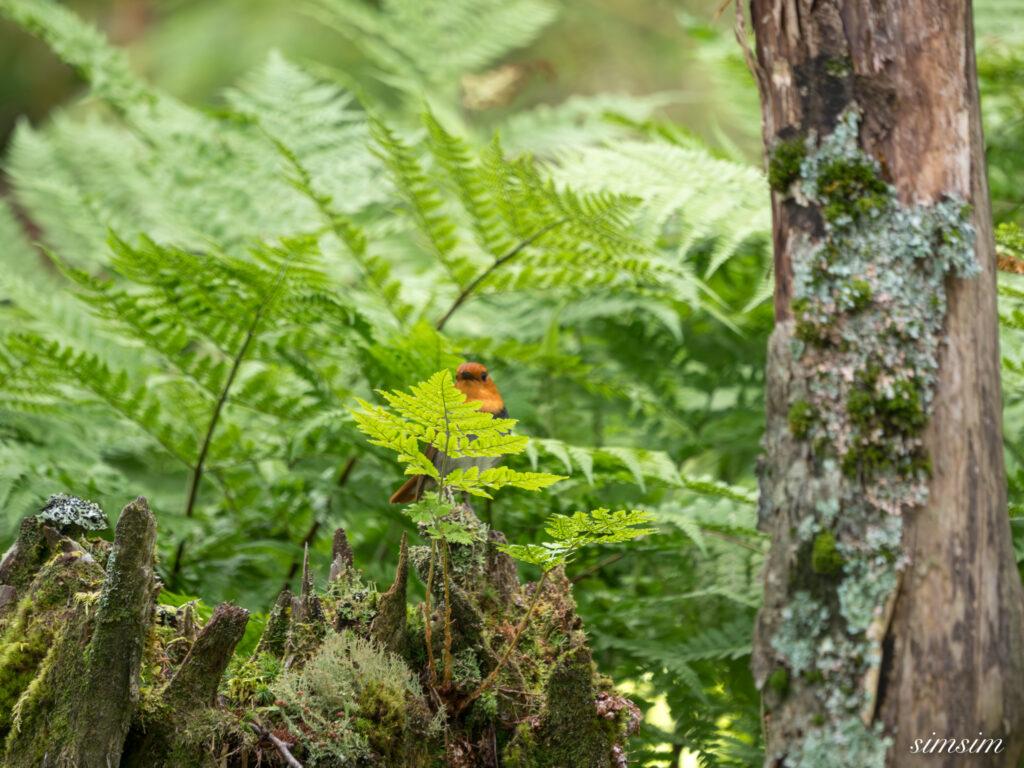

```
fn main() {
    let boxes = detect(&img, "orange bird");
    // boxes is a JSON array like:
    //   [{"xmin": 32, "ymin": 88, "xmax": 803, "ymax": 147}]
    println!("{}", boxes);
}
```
[{"xmin": 389, "ymin": 361, "xmax": 508, "ymax": 504}]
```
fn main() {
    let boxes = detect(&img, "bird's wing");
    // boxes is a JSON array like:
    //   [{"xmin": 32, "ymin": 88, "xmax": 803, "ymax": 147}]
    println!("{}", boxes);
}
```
[{"xmin": 389, "ymin": 443, "xmax": 440, "ymax": 504}]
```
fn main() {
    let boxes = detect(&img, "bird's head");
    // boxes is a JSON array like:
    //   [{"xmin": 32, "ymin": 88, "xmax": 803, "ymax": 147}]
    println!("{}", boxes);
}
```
[{"xmin": 455, "ymin": 361, "xmax": 503, "ymax": 413}]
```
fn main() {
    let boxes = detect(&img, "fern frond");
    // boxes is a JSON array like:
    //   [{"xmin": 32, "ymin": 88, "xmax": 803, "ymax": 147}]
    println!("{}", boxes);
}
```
[
  {"xmin": 0, "ymin": 0, "xmax": 154, "ymax": 115},
  {"xmin": 305, "ymin": 0, "xmax": 557, "ymax": 93},
  {"xmin": 370, "ymin": 118, "xmax": 470, "ymax": 285}
]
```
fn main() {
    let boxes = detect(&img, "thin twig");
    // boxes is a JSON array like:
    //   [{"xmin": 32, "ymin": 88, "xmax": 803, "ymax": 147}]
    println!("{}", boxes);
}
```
[
  {"xmin": 424, "ymin": 539, "xmax": 438, "ymax": 686},
  {"xmin": 247, "ymin": 723, "xmax": 303, "ymax": 768},
  {"xmin": 435, "ymin": 220, "xmax": 567, "ymax": 331},
  {"xmin": 459, "ymin": 569, "xmax": 551, "ymax": 713},
  {"xmin": 441, "ymin": 538, "xmax": 455, "ymax": 688},
  {"xmin": 703, "ymin": 529, "xmax": 765, "ymax": 553},
  {"xmin": 570, "ymin": 552, "xmax": 625, "ymax": 584}
]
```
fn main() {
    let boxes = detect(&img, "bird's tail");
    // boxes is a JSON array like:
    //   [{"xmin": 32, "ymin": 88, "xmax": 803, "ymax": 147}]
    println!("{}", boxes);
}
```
[{"xmin": 389, "ymin": 474, "xmax": 427, "ymax": 504}]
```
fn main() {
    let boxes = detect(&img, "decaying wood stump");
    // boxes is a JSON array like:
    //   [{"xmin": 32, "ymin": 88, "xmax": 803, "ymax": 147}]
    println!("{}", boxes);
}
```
[{"xmin": 0, "ymin": 497, "xmax": 640, "ymax": 767}]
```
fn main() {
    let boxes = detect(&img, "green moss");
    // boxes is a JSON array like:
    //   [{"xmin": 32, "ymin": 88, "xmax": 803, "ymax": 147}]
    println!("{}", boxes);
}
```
[
  {"xmin": 877, "ymin": 378, "xmax": 926, "ymax": 433},
  {"xmin": 768, "ymin": 667, "xmax": 789, "ymax": 697},
  {"xmin": 816, "ymin": 156, "xmax": 889, "ymax": 225},
  {"xmin": 769, "ymin": 136, "xmax": 808, "ymax": 193},
  {"xmin": 811, "ymin": 532, "xmax": 843, "ymax": 575},
  {"xmin": 844, "ymin": 371, "xmax": 926, "ymax": 478},
  {"xmin": 788, "ymin": 399, "xmax": 815, "ymax": 439},
  {"xmin": 841, "ymin": 441, "xmax": 892, "ymax": 479},
  {"xmin": 533, "ymin": 645, "xmax": 618, "ymax": 768},
  {"xmin": 824, "ymin": 56, "xmax": 853, "ymax": 78},
  {"xmin": 843, "ymin": 279, "xmax": 872, "ymax": 312},
  {"xmin": 910, "ymin": 454, "xmax": 933, "ymax": 478},
  {"xmin": 503, "ymin": 722, "xmax": 538, "ymax": 767}
]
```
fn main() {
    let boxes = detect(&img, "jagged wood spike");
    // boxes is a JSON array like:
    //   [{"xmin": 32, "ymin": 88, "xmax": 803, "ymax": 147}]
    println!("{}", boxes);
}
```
[
  {"xmin": 75, "ymin": 496, "xmax": 158, "ymax": 766},
  {"xmin": 328, "ymin": 526, "xmax": 354, "ymax": 582},
  {"xmin": 254, "ymin": 588, "xmax": 294, "ymax": 658},
  {"xmin": 301, "ymin": 541, "xmax": 312, "ymax": 600},
  {"xmin": 181, "ymin": 601, "xmax": 197, "ymax": 643},
  {"xmin": 162, "ymin": 602, "xmax": 249, "ymax": 709},
  {"xmin": 370, "ymin": 532, "xmax": 408, "ymax": 654},
  {"xmin": 298, "ymin": 541, "xmax": 327, "ymax": 629}
]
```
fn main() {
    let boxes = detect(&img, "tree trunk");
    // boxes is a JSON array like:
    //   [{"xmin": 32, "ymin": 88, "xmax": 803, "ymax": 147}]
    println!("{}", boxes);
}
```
[{"xmin": 746, "ymin": 1, "xmax": 1024, "ymax": 766}]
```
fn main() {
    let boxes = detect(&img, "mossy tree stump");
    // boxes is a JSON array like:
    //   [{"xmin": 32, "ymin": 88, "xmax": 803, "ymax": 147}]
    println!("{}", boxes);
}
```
[{"xmin": 0, "ymin": 498, "xmax": 640, "ymax": 767}]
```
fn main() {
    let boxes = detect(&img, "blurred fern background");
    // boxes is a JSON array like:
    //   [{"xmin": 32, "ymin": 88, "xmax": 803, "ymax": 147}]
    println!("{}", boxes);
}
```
[{"xmin": 1, "ymin": 1, "xmax": 1023, "ymax": 766}]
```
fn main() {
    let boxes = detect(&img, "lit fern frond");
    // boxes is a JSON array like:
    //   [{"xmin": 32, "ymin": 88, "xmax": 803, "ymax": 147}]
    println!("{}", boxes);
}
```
[
  {"xmin": 352, "ymin": 369, "xmax": 564, "ymax": 498},
  {"xmin": 544, "ymin": 508, "xmax": 657, "ymax": 548},
  {"xmin": 499, "ymin": 508, "xmax": 655, "ymax": 569},
  {"xmin": 354, "ymin": 370, "xmax": 520, "ymax": 459},
  {"xmin": 445, "ymin": 466, "xmax": 563, "ymax": 498}
]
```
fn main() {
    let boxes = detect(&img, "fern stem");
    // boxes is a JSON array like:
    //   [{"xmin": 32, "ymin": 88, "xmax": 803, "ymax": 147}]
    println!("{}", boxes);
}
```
[
  {"xmin": 424, "ymin": 539, "xmax": 438, "ymax": 686},
  {"xmin": 435, "ymin": 219, "xmax": 567, "ymax": 330},
  {"xmin": 459, "ymin": 568, "xmax": 550, "ymax": 713},
  {"xmin": 570, "ymin": 552, "xmax": 625, "ymax": 584},
  {"xmin": 441, "ymin": 538, "xmax": 455, "ymax": 689},
  {"xmin": 172, "ymin": 263, "xmax": 290, "ymax": 580}
]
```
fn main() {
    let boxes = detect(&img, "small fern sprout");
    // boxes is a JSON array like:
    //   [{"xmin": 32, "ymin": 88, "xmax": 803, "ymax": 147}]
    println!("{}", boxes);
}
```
[
  {"xmin": 352, "ymin": 368, "xmax": 566, "ymax": 687},
  {"xmin": 353, "ymin": 370, "xmax": 655, "ymax": 702},
  {"xmin": 351, "ymin": 368, "xmax": 564, "ymax": 516}
]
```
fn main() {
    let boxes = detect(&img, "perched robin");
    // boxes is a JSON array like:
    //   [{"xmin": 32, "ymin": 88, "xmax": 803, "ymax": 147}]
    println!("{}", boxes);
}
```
[{"xmin": 389, "ymin": 361, "xmax": 508, "ymax": 504}]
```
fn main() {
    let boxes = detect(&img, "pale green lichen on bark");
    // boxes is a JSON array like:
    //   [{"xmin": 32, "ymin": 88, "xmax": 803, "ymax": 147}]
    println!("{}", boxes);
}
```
[{"xmin": 768, "ymin": 109, "xmax": 979, "ymax": 767}]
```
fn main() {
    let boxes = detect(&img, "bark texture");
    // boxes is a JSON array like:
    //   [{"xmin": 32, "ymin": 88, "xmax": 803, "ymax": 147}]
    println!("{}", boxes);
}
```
[
  {"xmin": 76, "ymin": 496, "xmax": 158, "ymax": 766},
  {"xmin": 748, "ymin": 1, "xmax": 1024, "ymax": 765}
]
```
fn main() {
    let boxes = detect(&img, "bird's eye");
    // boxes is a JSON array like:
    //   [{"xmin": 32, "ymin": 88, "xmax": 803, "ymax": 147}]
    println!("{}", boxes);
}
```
[{"xmin": 481, "ymin": 372, "xmax": 488, "ymax": 381}]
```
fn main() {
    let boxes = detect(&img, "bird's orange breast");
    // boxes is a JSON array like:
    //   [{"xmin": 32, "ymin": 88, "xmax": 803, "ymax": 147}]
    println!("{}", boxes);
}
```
[{"xmin": 456, "ymin": 381, "xmax": 505, "ymax": 415}]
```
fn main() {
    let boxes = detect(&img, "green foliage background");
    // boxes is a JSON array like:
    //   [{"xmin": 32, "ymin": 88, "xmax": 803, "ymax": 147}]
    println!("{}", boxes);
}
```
[{"xmin": 1, "ymin": 1, "xmax": 1023, "ymax": 767}]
